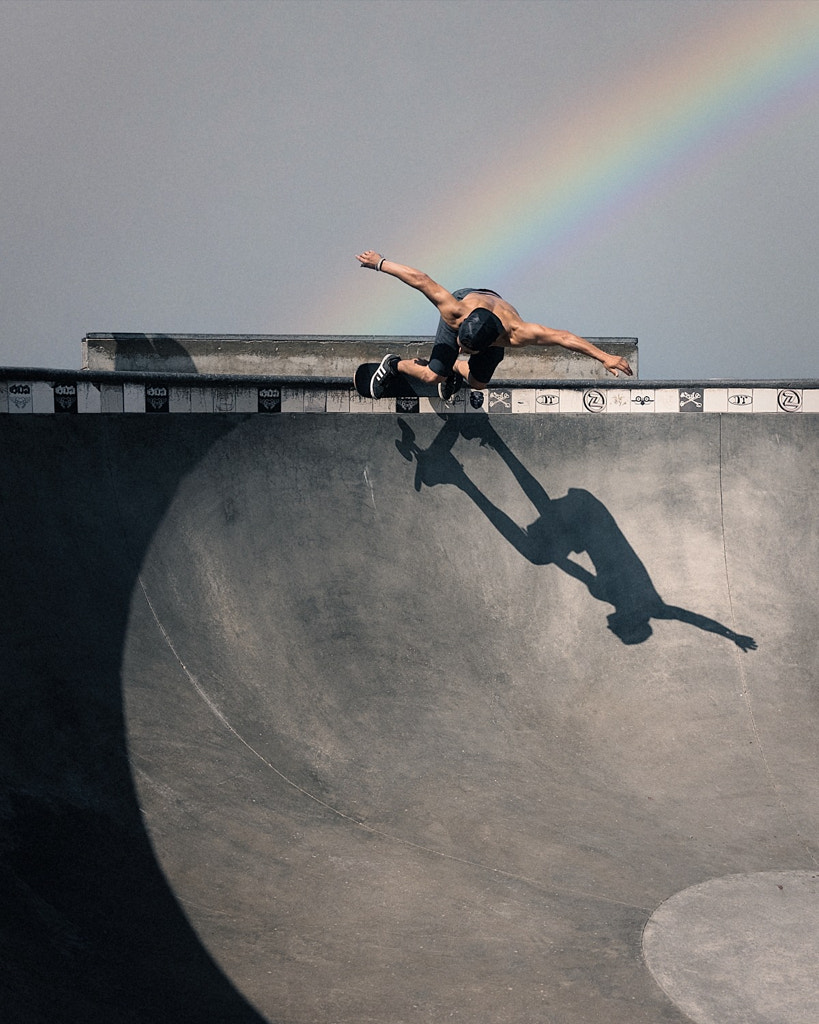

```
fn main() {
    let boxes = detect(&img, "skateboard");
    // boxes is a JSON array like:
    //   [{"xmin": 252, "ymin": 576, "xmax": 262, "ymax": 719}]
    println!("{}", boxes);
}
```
[{"xmin": 353, "ymin": 361, "xmax": 440, "ymax": 400}]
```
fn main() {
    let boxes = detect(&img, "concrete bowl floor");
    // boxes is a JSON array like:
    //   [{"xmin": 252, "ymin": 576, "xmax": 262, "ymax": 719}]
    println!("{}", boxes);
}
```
[{"xmin": 2, "ymin": 412, "xmax": 817, "ymax": 1023}]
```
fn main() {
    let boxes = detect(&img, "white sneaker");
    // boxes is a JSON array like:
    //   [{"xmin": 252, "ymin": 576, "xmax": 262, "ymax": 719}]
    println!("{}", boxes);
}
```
[{"xmin": 370, "ymin": 354, "xmax": 400, "ymax": 399}]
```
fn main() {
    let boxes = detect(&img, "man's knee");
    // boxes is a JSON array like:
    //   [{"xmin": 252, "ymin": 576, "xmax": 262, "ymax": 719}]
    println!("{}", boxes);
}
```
[{"xmin": 411, "ymin": 363, "xmax": 445, "ymax": 385}]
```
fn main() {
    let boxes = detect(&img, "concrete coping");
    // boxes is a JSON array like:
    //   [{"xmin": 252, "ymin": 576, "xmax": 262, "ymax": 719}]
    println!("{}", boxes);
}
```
[{"xmin": 81, "ymin": 333, "xmax": 639, "ymax": 380}]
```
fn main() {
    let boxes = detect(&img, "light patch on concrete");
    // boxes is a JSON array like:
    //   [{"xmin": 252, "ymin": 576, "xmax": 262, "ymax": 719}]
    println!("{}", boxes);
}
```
[{"xmin": 643, "ymin": 871, "xmax": 819, "ymax": 1024}]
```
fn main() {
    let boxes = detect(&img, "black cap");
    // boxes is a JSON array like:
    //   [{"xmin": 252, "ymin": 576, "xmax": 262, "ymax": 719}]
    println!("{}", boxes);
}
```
[{"xmin": 458, "ymin": 308, "xmax": 504, "ymax": 352}]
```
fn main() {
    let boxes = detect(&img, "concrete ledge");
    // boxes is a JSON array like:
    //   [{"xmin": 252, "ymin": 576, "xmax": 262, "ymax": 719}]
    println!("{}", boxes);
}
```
[{"xmin": 82, "ymin": 333, "xmax": 639, "ymax": 380}]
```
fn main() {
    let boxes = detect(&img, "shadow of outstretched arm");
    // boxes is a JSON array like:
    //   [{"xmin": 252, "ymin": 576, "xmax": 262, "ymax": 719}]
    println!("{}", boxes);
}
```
[
  {"xmin": 655, "ymin": 606, "xmax": 757, "ymax": 651},
  {"xmin": 396, "ymin": 417, "xmax": 756, "ymax": 651}
]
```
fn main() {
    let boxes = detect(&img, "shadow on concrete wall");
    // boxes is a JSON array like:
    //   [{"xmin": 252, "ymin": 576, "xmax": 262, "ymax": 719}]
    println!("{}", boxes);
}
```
[
  {"xmin": 113, "ymin": 334, "xmax": 198, "ymax": 373},
  {"xmin": 396, "ymin": 417, "xmax": 756, "ymax": 651}
]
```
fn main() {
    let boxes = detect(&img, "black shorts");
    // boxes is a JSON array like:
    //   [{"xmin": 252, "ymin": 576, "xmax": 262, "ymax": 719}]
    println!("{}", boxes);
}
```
[{"xmin": 428, "ymin": 288, "xmax": 506, "ymax": 383}]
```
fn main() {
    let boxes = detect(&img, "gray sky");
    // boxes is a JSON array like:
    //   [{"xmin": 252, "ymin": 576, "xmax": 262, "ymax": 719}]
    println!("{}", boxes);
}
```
[{"xmin": 2, "ymin": 0, "xmax": 817, "ymax": 380}]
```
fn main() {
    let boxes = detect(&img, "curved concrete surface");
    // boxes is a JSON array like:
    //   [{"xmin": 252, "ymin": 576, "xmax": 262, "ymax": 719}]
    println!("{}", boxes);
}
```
[{"xmin": 1, "ymin": 412, "xmax": 817, "ymax": 1023}]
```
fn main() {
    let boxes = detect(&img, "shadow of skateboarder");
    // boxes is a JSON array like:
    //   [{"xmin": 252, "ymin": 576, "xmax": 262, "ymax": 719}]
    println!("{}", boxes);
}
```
[{"xmin": 396, "ymin": 416, "xmax": 756, "ymax": 650}]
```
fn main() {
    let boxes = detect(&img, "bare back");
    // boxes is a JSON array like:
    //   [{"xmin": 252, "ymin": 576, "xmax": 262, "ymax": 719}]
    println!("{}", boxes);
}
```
[{"xmin": 449, "ymin": 292, "xmax": 532, "ymax": 347}]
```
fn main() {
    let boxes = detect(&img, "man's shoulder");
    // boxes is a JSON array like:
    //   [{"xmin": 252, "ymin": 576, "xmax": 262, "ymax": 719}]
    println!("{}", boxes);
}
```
[{"xmin": 504, "ymin": 320, "xmax": 541, "ymax": 346}]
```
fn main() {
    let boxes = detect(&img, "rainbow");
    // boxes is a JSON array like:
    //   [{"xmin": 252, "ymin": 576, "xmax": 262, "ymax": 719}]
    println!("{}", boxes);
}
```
[{"xmin": 333, "ymin": 2, "xmax": 819, "ymax": 334}]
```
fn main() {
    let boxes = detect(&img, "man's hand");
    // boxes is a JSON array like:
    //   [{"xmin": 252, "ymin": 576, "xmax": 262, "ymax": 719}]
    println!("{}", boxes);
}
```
[
  {"xmin": 603, "ymin": 354, "xmax": 633, "ymax": 377},
  {"xmin": 356, "ymin": 250, "xmax": 383, "ymax": 270}
]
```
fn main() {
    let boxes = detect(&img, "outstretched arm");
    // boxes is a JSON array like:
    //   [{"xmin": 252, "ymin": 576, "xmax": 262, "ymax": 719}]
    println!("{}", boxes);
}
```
[
  {"xmin": 657, "ymin": 605, "xmax": 757, "ymax": 651},
  {"xmin": 520, "ymin": 323, "xmax": 633, "ymax": 376},
  {"xmin": 356, "ymin": 250, "xmax": 464, "ymax": 324}
]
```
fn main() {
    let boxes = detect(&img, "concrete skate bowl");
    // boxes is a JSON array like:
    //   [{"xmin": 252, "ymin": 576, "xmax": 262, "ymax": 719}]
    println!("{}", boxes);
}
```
[{"xmin": 1, "ymin": 411, "xmax": 817, "ymax": 1024}]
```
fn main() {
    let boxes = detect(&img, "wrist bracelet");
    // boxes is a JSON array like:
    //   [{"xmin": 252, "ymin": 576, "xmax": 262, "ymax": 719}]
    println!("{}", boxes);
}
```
[{"xmin": 376, "ymin": 257, "xmax": 385, "ymax": 272}]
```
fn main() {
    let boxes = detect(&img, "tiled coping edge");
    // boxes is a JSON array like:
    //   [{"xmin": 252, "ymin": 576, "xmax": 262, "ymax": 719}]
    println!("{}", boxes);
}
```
[{"xmin": 1, "ymin": 371, "xmax": 817, "ymax": 415}]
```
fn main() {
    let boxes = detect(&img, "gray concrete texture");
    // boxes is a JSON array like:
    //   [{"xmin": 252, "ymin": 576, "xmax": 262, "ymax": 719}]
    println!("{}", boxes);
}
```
[
  {"xmin": 0, "ymin": 411, "xmax": 816, "ymax": 1023},
  {"xmin": 81, "ymin": 332, "xmax": 639, "ymax": 380}
]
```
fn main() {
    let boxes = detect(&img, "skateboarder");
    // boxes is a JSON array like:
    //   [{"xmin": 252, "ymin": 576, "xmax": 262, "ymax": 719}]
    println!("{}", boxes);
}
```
[{"xmin": 356, "ymin": 250, "xmax": 633, "ymax": 399}]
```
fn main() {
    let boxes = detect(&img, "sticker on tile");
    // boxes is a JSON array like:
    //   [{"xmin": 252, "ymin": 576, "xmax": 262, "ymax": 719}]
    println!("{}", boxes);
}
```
[
  {"xmin": 8, "ymin": 383, "xmax": 34, "ymax": 413},
  {"xmin": 467, "ymin": 390, "xmax": 487, "ymax": 413},
  {"xmin": 54, "ymin": 383, "xmax": 78, "ymax": 414},
  {"xmin": 488, "ymin": 389, "xmax": 513, "ymax": 413},
  {"xmin": 583, "ymin": 389, "xmax": 606, "ymax": 413},
  {"xmin": 678, "ymin": 389, "xmax": 703, "ymax": 412},
  {"xmin": 727, "ymin": 390, "xmax": 753, "ymax": 411},
  {"xmin": 145, "ymin": 385, "xmax": 170, "ymax": 413},
  {"xmin": 213, "ymin": 388, "xmax": 236, "ymax": 413},
  {"xmin": 395, "ymin": 395, "xmax": 420, "ymax": 414},
  {"xmin": 432, "ymin": 390, "xmax": 468, "ymax": 414},
  {"xmin": 258, "ymin": 387, "xmax": 281, "ymax": 413},
  {"xmin": 629, "ymin": 390, "xmax": 655, "ymax": 413},
  {"xmin": 606, "ymin": 390, "xmax": 631, "ymax": 413},
  {"xmin": 778, "ymin": 389, "xmax": 802, "ymax": 412},
  {"xmin": 535, "ymin": 390, "xmax": 560, "ymax": 412}
]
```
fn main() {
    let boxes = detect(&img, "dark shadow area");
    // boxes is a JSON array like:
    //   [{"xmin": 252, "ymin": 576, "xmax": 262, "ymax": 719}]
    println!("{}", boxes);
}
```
[
  {"xmin": 112, "ymin": 333, "xmax": 199, "ymax": 373},
  {"xmin": 0, "ymin": 416, "xmax": 267, "ymax": 1024},
  {"xmin": 396, "ymin": 416, "xmax": 756, "ymax": 650}
]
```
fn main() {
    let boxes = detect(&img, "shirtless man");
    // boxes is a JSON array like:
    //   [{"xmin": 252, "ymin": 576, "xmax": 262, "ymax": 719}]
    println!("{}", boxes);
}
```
[{"xmin": 356, "ymin": 250, "xmax": 633, "ymax": 399}]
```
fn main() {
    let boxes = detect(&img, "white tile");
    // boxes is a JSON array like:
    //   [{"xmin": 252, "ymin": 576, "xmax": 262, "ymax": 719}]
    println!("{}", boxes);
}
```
[
  {"xmin": 512, "ymin": 389, "xmax": 536, "ymax": 413},
  {"xmin": 326, "ymin": 390, "xmax": 349, "ymax": 413},
  {"xmin": 236, "ymin": 387, "xmax": 258, "ymax": 413},
  {"xmin": 212, "ymin": 387, "xmax": 236, "ymax": 413},
  {"xmin": 654, "ymin": 389, "xmax": 680, "ymax": 413},
  {"xmin": 169, "ymin": 387, "xmax": 191, "ymax": 413},
  {"xmin": 123, "ymin": 383, "xmax": 145, "ymax": 413},
  {"xmin": 703, "ymin": 389, "xmax": 727, "ymax": 413},
  {"xmin": 101, "ymin": 384, "xmax": 123, "ymax": 413},
  {"xmin": 349, "ymin": 392, "xmax": 378, "ymax": 413},
  {"xmin": 77, "ymin": 381, "xmax": 101, "ymax": 413},
  {"xmin": 301, "ymin": 389, "xmax": 324, "ymax": 413},
  {"xmin": 32, "ymin": 381, "xmax": 54, "ymax": 413},
  {"xmin": 801, "ymin": 389, "xmax": 819, "ymax": 413},
  {"xmin": 559, "ymin": 389, "xmax": 585, "ymax": 413},
  {"xmin": 370, "ymin": 398, "xmax": 398, "ymax": 413},
  {"xmin": 281, "ymin": 388, "xmax": 304, "ymax": 413},
  {"xmin": 751, "ymin": 389, "xmax": 778, "ymax": 412},
  {"xmin": 190, "ymin": 387, "xmax": 210, "ymax": 413}
]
